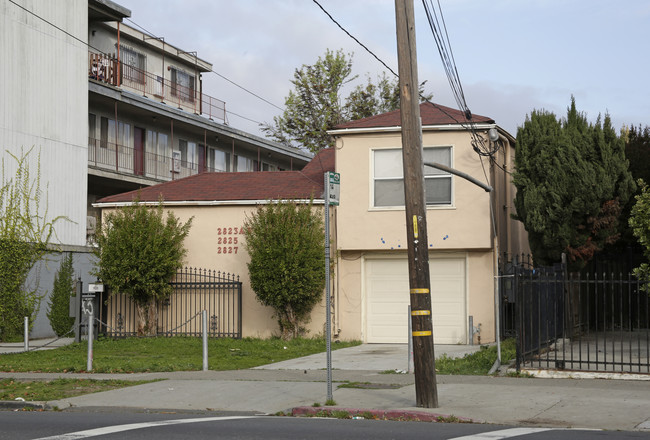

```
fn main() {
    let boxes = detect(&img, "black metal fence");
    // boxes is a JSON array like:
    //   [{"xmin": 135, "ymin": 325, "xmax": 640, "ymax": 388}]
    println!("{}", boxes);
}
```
[
  {"xmin": 98, "ymin": 267, "xmax": 242, "ymax": 338},
  {"xmin": 501, "ymin": 255, "xmax": 650, "ymax": 374}
]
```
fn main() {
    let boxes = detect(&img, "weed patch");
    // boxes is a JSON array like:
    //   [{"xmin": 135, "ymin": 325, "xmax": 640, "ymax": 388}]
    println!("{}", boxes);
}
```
[{"xmin": 436, "ymin": 339, "xmax": 516, "ymax": 375}]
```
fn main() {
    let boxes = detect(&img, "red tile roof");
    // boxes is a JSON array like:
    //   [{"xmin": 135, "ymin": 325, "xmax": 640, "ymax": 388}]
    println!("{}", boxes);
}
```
[
  {"xmin": 96, "ymin": 148, "xmax": 335, "ymax": 204},
  {"xmin": 334, "ymin": 101, "xmax": 494, "ymax": 130}
]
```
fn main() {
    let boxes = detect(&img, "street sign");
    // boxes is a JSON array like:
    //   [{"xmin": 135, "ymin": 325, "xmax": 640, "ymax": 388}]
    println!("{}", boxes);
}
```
[
  {"xmin": 327, "ymin": 172, "xmax": 340, "ymax": 206},
  {"xmin": 81, "ymin": 294, "xmax": 94, "ymax": 317},
  {"xmin": 88, "ymin": 283, "xmax": 104, "ymax": 293}
]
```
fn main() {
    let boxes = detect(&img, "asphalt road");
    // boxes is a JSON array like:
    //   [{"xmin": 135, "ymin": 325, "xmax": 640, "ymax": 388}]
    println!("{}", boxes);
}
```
[{"xmin": 0, "ymin": 410, "xmax": 648, "ymax": 440}]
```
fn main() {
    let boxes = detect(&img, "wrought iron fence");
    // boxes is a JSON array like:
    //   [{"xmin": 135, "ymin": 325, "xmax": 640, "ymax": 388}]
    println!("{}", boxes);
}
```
[
  {"xmin": 98, "ymin": 267, "xmax": 242, "ymax": 338},
  {"xmin": 507, "ymin": 258, "xmax": 650, "ymax": 374}
]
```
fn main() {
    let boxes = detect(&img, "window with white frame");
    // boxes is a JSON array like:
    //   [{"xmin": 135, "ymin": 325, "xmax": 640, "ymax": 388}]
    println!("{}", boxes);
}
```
[{"xmin": 373, "ymin": 146, "xmax": 452, "ymax": 208}]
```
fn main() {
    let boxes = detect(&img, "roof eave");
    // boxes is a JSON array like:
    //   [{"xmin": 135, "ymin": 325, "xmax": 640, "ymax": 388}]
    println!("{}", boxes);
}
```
[
  {"xmin": 93, "ymin": 199, "xmax": 326, "ymax": 208},
  {"xmin": 328, "ymin": 123, "xmax": 500, "ymax": 136}
]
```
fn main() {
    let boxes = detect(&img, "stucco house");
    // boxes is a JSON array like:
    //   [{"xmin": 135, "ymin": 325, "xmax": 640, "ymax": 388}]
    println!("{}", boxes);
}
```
[
  {"xmin": 95, "ymin": 148, "xmax": 335, "ymax": 338},
  {"xmin": 95, "ymin": 102, "xmax": 528, "ymax": 344},
  {"xmin": 329, "ymin": 102, "xmax": 528, "ymax": 344}
]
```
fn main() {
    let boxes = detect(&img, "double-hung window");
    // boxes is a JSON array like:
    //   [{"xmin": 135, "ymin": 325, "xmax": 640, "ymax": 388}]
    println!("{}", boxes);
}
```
[{"xmin": 373, "ymin": 146, "xmax": 452, "ymax": 208}]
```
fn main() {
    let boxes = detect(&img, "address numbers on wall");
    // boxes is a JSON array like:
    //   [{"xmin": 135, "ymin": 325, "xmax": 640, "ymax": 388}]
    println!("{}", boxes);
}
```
[{"xmin": 216, "ymin": 226, "xmax": 245, "ymax": 255}]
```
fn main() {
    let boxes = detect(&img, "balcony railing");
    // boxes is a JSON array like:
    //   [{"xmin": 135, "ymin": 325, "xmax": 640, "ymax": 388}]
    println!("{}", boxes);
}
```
[
  {"xmin": 88, "ymin": 137, "xmax": 222, "ymax": 182},
  {"xmin": 88, "ymin": 52, "xmax": 226, "ymax": 123}
]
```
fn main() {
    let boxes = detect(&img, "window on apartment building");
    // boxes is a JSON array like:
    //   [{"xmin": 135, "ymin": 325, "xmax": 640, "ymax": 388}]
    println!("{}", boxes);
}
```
[
  {"xmin": 262, "ymin": 162, "xmax": 277, "ymax": 172},
  {"xmin": 100, "ymin": 117, "xmax": 110, "ymax": 148},
  {"xmin": 88, "ymin": 114, "xmax": 96, "ymax": 141},
  {"xmin": 170, "ymin": 67, "xmax": 195, "ymax": 102},
  {"xmin": 119, "ymin": 45, "xmax": 145, "ymax": 84},
  {"xmin": 208, "ymin": 148, "xmax": 230, "ymax": 172},
  {"xmin": 234, "ymin": 155, "xmax": 255, "ymax": 172},
  {"xmin": 99, "ymin": 117, "xmax": 131, "ymax": 151},
  {"xmin": 146, "ymin": 130, "xmax": 169, "ymax": 159},
  {"xmin": 178, "ymin": 139, "xmax": 197, "ymax": 167},
  {"xmin": 372, "ymin": 146, "xmax": 452, "ymax": 208},
  {"xmin": 157, "ymin": 133, "xmax": 169, "ymax": 159}
]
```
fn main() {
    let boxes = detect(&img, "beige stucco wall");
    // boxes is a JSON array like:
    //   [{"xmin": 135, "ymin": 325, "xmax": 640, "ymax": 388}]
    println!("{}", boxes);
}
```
[
  {"xmin": 335, "ymin": 130, "xmax": 492, "ymax": 251},
  {"xmin": 101, "ymin": 204, "xmax": 328, "ymax": 339},
  {"xmin": 330, "ymin": 127, "xmax": 523, "ymax": 344},
  {"xmin": 171, "ymin": 205, "xmax": 330, "ymax": 338},
  {"xmin": 334, "ymin": 249, "xmax": 496, "ymax": 343}
]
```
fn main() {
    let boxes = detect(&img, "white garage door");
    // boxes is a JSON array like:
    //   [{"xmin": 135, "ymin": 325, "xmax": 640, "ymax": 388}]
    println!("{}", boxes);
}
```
[{"xmin": 365, "ymin": 256, "xmax": 466, "ymax": 344}]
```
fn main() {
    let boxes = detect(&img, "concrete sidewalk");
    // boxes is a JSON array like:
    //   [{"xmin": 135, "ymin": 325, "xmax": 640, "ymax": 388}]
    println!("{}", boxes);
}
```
[
  {"xmin": 1, "ymin": 343, "xmax": 649, "ymax": 431},
  {"xmin": 0, "ymin": 337, "xmax": 75, "ymax": 354}
]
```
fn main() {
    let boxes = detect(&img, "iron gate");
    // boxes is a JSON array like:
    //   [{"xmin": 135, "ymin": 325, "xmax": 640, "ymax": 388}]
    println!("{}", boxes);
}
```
[
  {"xmin": 99, "ymin": 267, "xmax": 242, "ymax": 338},
  {"xmin": 508, "ymin": 260, "xmax": 650, "ymax": 374}
]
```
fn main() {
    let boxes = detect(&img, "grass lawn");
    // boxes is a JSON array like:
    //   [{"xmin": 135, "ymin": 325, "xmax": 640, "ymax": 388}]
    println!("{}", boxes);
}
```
[
  {"xmin": 0, "ymin": 378, "xmax": 159, "ymax": 402},
  {"xmin": 0, "ymin": 336, "xmax": 360, "ymax": 374}
]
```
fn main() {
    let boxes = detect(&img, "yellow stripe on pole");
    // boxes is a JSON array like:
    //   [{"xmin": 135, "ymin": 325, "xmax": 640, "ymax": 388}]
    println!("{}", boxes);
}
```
[
  {"xmin": 410, "ymin": 288, "xmax": 430, "ymax": 294},
  {"xmin": 412, "ymin": 331, "xmax": 432, "ymax": 337},
  {"xmin": 411, "ymin": 310, "xmax": 431, "ymax": 316},
  {"xmin": 413, "ymin": 215, "xmax": 418, "ymax": 239}
]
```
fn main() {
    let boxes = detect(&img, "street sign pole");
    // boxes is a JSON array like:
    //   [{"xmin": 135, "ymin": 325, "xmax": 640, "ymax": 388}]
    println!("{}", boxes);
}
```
[
  {"xmin": 324, "ymin": 171, "xmax": 340, "ymax": 403},
  {"xmin": 324, "ymin": 172, "xmax": 333, "ymax": 403}
]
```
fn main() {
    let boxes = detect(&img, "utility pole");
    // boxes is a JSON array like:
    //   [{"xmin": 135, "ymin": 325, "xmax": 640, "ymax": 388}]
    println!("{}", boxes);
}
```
[{"xmin": 395, "ymin": 0, "xmax": 438, "ymax": 408}]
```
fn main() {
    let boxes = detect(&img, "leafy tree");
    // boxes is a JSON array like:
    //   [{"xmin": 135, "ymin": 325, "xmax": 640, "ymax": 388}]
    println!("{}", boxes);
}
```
[
  {"xmin": 47, "ymin": 252, "xmax": 75, "ymax": 336},
  {"xmin": 262, "ymin": 49, "xmax": 355, "ymax": 153},
  {"xmin": 244, "ymin": 200, "xmax": 325, "ymax": 339},
  {"xmin": 629, "ymin": 179, "xmax": 650, "ymax": 290},
  {"xmin": 346, "ymin": 73, "xmax": 431, "ymax": 121},
  {"xmin": 93, "ymin": 200, "xmax": 192, "ymax": 336},
  {"xmin": 513, "ymin": 98, "xmax": 635, "ymax": 269},
  {"xmin": 0, "ymin": 148, "xmax": 62, "ymax": 341},
  {"xmin": 262, "ymin": 49, "xmax": 431, "ymax": 153}
]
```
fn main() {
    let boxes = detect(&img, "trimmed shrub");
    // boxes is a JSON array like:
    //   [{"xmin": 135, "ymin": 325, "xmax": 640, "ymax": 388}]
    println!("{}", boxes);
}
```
[{"xmin": 47, "ymin": 253, "xmax": 75, "ymax": 336}]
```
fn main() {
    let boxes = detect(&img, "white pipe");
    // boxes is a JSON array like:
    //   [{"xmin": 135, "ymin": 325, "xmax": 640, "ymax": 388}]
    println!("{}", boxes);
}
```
[
  {"xmin": 23, "ymin": 317, "xmax": 29, "ymax": 351},
  {"xmin": 87, "ymin": 309, "xmax": 94, "ymax": 372},
  {"xmin": 202, "ymin": 310, "xmax": 208, "ymax": 371}
]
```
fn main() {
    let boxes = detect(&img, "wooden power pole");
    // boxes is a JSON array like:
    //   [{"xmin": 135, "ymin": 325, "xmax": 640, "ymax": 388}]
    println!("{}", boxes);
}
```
[{"xmin": 395, "ymin": 0, "xmax": 438, "ymax": 408}]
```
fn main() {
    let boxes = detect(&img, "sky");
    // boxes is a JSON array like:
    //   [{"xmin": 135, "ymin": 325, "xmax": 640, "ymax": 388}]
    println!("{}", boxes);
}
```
[{"xmin": 116, "ymin": 0, "xmax": 650, "ymax": 139}]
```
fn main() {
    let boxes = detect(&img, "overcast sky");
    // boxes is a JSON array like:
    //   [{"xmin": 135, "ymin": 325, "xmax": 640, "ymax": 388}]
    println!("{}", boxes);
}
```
[{"xmin": 117, "ymin": 0, "xmax": 650, "ymax": 138}]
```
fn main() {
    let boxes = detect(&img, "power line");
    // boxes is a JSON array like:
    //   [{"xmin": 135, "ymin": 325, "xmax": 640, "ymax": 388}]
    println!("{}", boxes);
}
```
[
  {"xmin": 125, "ymin": 17, "xmax": 285, "ymax": 113},
  {"xmin": 227, "ymin": 110, "xmax": 262, "ymax": 125},
  {"xmin": 209, "ymin": 69, "xmax": 283, "ymax": 112},
  {"xmin": 421, "ymin": 0, "xmax": 500, "ymax": 158},
  {"xmin": 8, "ymin": 0, "xmax": 102, "ymax": 53},
  {"xmin": 10, "ymin": 0, "xmax": 281, "ymax": 126},
  {"xmin": 312, "ymin": 0, "xmax": 398, "ymax": 78}
]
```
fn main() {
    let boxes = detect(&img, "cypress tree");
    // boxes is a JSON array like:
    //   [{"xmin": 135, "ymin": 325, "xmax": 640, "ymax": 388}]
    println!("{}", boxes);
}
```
[{"xmin": 513, "ymin": 98, "xmax": 634, "ymax": 269}]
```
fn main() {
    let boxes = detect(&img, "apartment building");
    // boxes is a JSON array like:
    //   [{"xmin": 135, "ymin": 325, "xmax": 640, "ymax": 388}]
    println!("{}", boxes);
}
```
[
  {"xmin": 86, "ymin": 1, "xmax": 311, "ymax": 230},
  {"xmin": 0, "ymin": 0, "xmax": 310, "ymax": 337}
]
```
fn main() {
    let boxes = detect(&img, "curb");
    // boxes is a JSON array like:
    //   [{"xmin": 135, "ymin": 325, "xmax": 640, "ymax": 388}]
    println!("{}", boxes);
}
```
[
  {"xmin": 291, "ymin": 406, "xmax": 478, "ymax": 423},
  {"xmin": 0, "ymin": 400, "xmax": 71, "ymax": 411},
  {"xmin": 0, "ymin": 400, "xmax": 49, "ymax": 411}
]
